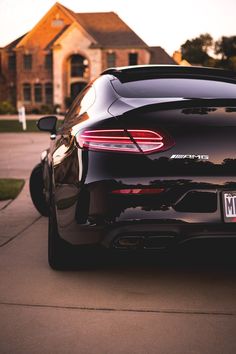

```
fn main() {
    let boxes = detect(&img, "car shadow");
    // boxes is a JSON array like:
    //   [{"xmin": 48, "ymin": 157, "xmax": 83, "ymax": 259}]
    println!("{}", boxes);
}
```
[{"xmin": 69, "ymin": 239, "xmax": 236, "ymax": 272}]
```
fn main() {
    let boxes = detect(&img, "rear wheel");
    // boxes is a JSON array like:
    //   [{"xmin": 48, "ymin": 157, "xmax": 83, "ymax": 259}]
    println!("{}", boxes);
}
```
[{"xmin": 29, "ymin": 163, "xmax": 49, "ymax": 216}]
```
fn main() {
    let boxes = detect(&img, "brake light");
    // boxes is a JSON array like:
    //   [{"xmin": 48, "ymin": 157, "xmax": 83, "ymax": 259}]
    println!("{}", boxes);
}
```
[
  {"xmin": 111, "ymin": 188, "xmax": 165, "ymax": 195},
  {"xmin": 128, "ymin": 130, "xmax": 164, "ymax": 153},
  {"xmin": 76, "ymin": 129, "xmax": 174, "ymax": 154},
  {"xmin": 77, "ymin": 129, "xmax": 139, "ymax": 153}
]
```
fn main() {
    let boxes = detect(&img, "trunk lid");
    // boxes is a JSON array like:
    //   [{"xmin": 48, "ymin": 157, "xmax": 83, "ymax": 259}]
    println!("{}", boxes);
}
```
[{"xmin": 117, "ymin": 100, "xmax": 236, "ymax": 176}]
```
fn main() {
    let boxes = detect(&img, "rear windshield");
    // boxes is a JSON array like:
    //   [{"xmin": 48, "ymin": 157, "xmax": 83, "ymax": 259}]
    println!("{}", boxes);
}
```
[{"xmin": 111, "ymin": 78, "xmax": 236, "ymax": 99}]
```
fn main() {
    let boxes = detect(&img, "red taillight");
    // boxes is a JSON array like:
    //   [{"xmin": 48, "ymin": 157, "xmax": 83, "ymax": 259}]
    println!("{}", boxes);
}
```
[
  {"xmin": 76, "ymin": 129, "xmax": 174, "ymax": 154},
  {"xmin": 77, "ymin": 129, "xmax": 139, "ymax": 153},
  {"xmin": 128, "ymin": 130, "xmax": 164, "ymax": 153},
  {"xmin": 111, "ymin": 188, "xmax": 165, "ymax": 195}
]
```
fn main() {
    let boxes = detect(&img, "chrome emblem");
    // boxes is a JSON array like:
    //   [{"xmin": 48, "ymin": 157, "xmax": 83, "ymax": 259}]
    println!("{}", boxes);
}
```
[{"xmin": 170, "ymin": 154, "xmax": 209, "ymax": 160}]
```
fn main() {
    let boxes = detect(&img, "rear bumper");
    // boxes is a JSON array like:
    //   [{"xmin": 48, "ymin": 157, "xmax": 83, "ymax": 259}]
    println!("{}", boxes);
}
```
[
  {"xmin": 57, "ymin": 218, "xmax": 236, "ymax": 248},
  {"xmin": 54, "ymin": 175, "xmax": 236, "ymax": 247}
]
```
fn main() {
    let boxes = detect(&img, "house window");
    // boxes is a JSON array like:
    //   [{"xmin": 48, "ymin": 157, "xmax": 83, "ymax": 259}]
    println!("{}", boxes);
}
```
[
  {"xmin": 9, "ymin": 84, "xmax": 16, "ymax": 105},
  {"xmin": 129, "ymin": 53, "xmax": 138, "ymax": 65},
  {"xmin": 34, "ymin": 83, "xmax": 42, "ymax": 102},
  {"xmin": 45, "ymin": 83, "xmax": 53, "ymax": 104},
  {"xmin": 70, "ymin": 55, "xmax": 87, "ymax": 78},
  {"xmin": 23, "ymin": 83, "xmax": 31, "ymax": 102},
  {"xmin": 23, "ymin": 54, "xmax": 32, "ymax": 70},
  {"xmin": 8, "ymin": 54, "xmax": 16, "ymax": 71},
  {"xmin": 107, "ymin": 52, "xmax": 116, "ymax": 68},
  {"xmin": 45, "ymin": 54, "xmax": 52, "ymax": 70}
]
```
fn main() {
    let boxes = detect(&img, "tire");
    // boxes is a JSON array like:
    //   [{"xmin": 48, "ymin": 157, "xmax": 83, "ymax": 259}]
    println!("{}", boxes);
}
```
[{"xmin": 29, "ymin": 163, "xmax": 49, "ymax": 216}]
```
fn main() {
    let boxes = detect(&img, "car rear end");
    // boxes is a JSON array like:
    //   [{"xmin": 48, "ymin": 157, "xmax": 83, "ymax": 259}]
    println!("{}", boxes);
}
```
[
  {"xmin": 74, "ymin": 100, "xmax": 236, "ymax": 250},
  {"xmin": 56, "ymin": 67, "xmax": 236, "ymax": 251}
]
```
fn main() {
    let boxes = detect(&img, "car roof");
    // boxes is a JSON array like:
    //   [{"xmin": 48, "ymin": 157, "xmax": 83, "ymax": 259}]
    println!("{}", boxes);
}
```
[{"xmin": 101, "ymin": 65, "xmax": 236, "ymax": 82}]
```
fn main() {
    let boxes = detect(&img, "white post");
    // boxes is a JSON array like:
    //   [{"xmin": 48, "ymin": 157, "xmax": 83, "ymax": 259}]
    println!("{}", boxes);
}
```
[
  {"xmin": 18, "ymin": 107, "xmax": 22, "ymax": 123},
  {"xmin": 21, "ymin": 106, "xmax": 26, "ymax": 131},
  {"xmin": 18, "ymin": 106, "xmax": 26, "ymax": 131}
]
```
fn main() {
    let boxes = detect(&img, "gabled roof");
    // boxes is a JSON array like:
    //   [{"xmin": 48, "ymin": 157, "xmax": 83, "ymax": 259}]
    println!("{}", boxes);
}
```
[
  {"xmin": 74, "ymin": 12, "xmax": 148, "ymax": 48},
  {"xmin": 3, "ymin": 2, "xmax": 148, "ymax": 51},
  {"xmin": 45, "ymin": 25, "xmax": 70, "ymax": 50},
  {"xmin": 58, "ymin": 3, "xmax": 147, "ymax": 48},
  {"xmin": 149, "ymin": 46, "xmax": 177, "ymax": 65},
  {"xmin": 5, "ymin": 34, "xmax": 27, "ymax": 51}
]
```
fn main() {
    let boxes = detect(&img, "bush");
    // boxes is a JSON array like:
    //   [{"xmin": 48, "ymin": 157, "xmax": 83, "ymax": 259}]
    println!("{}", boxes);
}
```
[
  {"xmin": 0, "ymin": 101, "xmax": 16, "ymax": 114},
  {"xmin": 40, "ymin": 105, "xmax": 53, "ymax": 114},
  {"xmin": 31, "ymin": 107, "xmax": 41, "ymax": 114}
]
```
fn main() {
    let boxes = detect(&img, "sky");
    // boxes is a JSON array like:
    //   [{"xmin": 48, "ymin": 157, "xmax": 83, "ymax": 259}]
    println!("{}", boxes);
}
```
[{"xmin": 0, "ymin": 0, "xmax": 236, "ymax": 55}]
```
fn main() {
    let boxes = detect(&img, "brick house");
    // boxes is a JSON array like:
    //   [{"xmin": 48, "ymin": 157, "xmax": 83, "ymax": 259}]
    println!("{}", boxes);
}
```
[{"xmin": 0, "ymin": 2, "xmax": 176, "ymax": 112}]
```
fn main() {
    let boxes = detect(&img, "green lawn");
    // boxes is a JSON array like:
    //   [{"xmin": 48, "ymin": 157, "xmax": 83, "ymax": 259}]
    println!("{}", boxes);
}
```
[
  {"xmin": 0, "ymin": 119, "xmax": 63, "ymax": 132},
  {"xmin": 0, "ymin": 120, "xmax": 40, "ymax": 132},
  {"xmin": 0, "ymin": 179, "xmax": 25, "ymax": 200}
]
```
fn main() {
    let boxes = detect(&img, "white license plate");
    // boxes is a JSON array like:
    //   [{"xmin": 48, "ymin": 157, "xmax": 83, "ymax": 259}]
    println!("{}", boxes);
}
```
[{"xmin": 223, "ymin": 192, "xmax": 236, "ymax": 222}]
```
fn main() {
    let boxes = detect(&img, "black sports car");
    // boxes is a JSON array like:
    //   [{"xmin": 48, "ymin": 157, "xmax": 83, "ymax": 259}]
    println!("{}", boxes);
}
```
[{"xmin": 30, "ymin": 65, "xmax": 236, "ymax": 269}]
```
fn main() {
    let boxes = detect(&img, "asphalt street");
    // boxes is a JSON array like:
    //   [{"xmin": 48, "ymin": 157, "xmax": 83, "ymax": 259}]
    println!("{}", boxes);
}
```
[{"xmin": 0, "ymin": 132, "xmax": 236, "ymax": 354}]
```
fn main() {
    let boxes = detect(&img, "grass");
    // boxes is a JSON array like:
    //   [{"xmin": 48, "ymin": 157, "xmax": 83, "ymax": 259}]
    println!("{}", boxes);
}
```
[
  {"xmin": 0, "ymin": 120, "xmax": 40, "ymax": 132},
  {"xmin": 0, "ymin": 179, "xmax": 25, "ymax": 200},
  {"xmin": 0, "ymin": 119, "xmax": 63, "ymax": 132}
]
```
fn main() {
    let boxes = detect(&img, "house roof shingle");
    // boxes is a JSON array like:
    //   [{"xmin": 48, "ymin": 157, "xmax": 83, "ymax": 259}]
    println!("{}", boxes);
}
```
[
  {"xmin": 58, "ymin": 3, "xmax": 148, "ymax": 48},
  {"xmin": 149, "ymin": 46, "xmax": 177, "ymax": 65},
  {"xmin": 3, "ymin": 3, "xmax": 151, "ymax": 51},
  {"xmin": 74, "ymin": 12, "xmax": 148, "ymax": 48}
]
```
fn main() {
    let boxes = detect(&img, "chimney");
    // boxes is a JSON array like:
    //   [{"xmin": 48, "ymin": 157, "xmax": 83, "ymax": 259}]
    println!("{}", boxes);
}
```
[{"xmin": 173, "ymin": 50, "xmax": 182, "ymax": 64}]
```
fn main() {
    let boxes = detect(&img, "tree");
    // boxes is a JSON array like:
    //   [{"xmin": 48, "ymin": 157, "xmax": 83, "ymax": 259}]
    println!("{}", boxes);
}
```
[
  {"xmin": 181, "ymin": 33, "xmax": 213, "ymax": 65},
  {"xmin": 215, "ymin": 36, "xmax": 236, "ymax": 60}
]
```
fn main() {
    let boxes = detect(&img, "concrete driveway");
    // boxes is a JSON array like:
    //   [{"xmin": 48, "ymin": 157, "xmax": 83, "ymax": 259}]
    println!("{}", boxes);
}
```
[{"xmin": 0, "ymin": 133, "xmax": 236, "ymax": 354}]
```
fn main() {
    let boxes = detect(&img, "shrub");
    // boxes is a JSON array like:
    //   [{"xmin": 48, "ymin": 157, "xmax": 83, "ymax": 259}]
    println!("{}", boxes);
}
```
[
  {"xmin": 31, "ymin": 107, "xmax": 41, "ymax": 114},
  {"xmin": 40, "ymin": 104, "xmax": 53, "ymax": 114},
  {"xmin": 0, "ymin": 101, "xmax": 16, "ymax": 114}
]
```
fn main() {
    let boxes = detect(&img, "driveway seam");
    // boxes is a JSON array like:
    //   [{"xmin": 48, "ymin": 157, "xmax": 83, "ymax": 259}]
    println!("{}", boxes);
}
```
[
  {"xmin": 0, "ymin": 301, "xmax": 235, "ymax": 317},
  {"xmin": 0, "ymin": 215, "xmax": 42, "ymax": 247}
]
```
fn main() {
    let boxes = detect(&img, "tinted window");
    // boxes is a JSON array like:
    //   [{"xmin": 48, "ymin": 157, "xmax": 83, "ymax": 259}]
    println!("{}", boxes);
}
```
[{"xmin": 111, "ymin": 78, "xmax": 236, "ymax": 98}]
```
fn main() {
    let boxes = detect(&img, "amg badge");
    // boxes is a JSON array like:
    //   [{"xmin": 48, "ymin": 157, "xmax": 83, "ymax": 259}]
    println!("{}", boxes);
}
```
[{"xmin": 170, "ymin": 154, "xmax": 209, "ymax": 160}]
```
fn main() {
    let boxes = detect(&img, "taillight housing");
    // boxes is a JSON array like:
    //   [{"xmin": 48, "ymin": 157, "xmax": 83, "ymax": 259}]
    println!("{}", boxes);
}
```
[{"xmin": 76, "ymin": 129, "xmax": 174, "ymax": 154}]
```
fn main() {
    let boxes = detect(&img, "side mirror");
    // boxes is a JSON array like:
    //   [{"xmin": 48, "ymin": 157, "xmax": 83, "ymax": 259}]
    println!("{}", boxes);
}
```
[{"xmin": 37, "ymin": 116, "xmax": 58, "ymax": 134}]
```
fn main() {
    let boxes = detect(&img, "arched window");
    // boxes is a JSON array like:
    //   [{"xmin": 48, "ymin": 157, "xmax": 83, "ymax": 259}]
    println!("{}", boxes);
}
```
[{"xmin": 70, "ymin": 55, "xmax": 88, "ymax": 78}]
